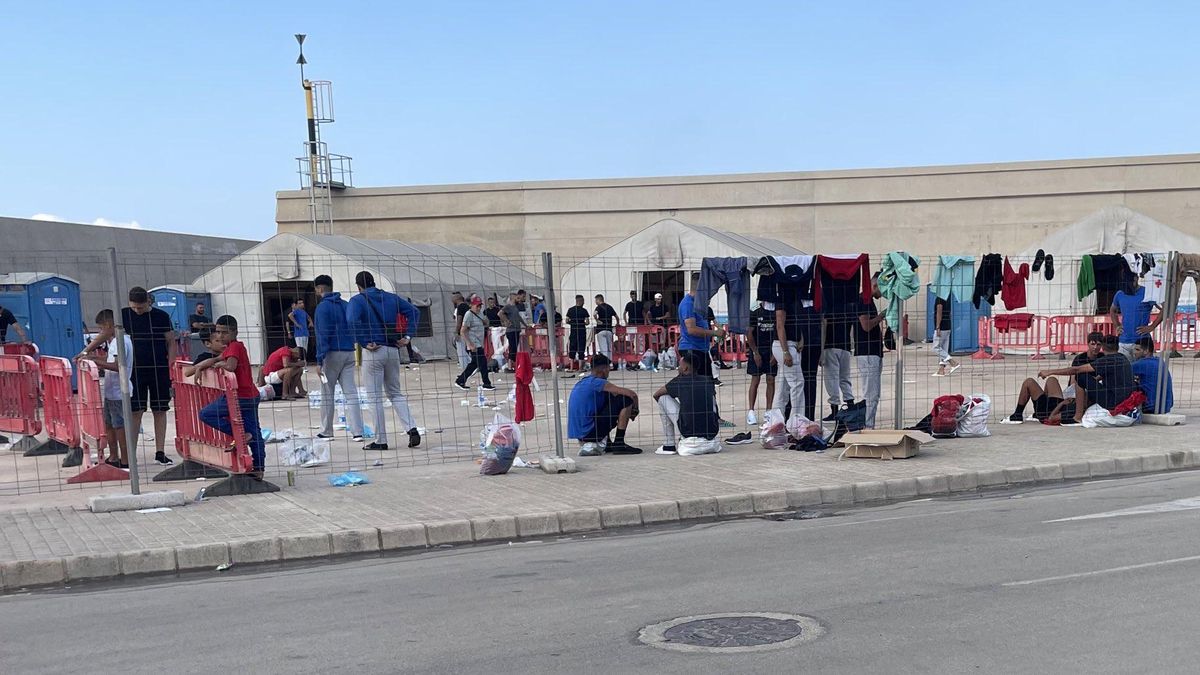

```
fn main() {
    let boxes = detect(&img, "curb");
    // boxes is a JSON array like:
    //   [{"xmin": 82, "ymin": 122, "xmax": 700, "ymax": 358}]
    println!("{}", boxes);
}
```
[{"xmin": 3, "ymin": 449, "xmax": 1196, "ymax": 592}]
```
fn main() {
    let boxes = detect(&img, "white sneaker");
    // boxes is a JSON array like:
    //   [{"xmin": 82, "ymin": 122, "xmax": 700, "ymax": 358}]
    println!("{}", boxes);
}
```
[
  {"xmin": 747, "ymin": 410, "xmax": 759, "ymax": 426},
  {"xmin": 655, "ymin": 446, "xmax": 677, "ymax": 455}
]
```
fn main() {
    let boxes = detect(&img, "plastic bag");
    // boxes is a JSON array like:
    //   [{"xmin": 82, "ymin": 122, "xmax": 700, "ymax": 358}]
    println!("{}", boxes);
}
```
[
  {"xmin": 677, "ymin": 437, "xmax": 722, "ymax": 456},
  {"xmin": 1081, "ymin": 403, "xmax": 1138, "ymax": 428},
  {"xmin": 660, "ymin": 348, "xmax": 678, "ymax": 370},
  {"xmin": 279, "ymin": 436, "xmax": 331, "ymax": 467},
  {"xmin": 328, "ymin": 471, "xmax": 370, "ymax": 487},
  {"xmin": 759, "ymin": 409, "xmax": 790, "ymax": 449},
  {"xmin": 786, "ymin": 415, "xmax": 821, "ymax": 440},
  {"xmin": 480, "ymin": 413, "xmax": 522, "ymax": 475},
  {"xmin": 955, "ymin": 394, "xmax": 991, "ymax": 438},
  {"xmin": 640, "ymin": 349, "xmax": 658, "ymax": 371}
]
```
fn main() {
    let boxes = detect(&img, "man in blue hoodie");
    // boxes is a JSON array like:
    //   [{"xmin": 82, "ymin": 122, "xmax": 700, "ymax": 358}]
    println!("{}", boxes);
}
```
[
  {"xmin": 313, "ymin": 274, "xmax": 364, "ymax": 442},
  {"xmin": 347, "ymin": 271, "xmax": 422, "ymax": 450}
]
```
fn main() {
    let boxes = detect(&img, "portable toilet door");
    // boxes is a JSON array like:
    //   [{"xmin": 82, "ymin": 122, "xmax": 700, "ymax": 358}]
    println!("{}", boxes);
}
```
[
  {"xmin": 28, "ymin": 275, "xmax": 84, "ymax": 361},
  {"xmin": 150, "ymin": 287, "xmax": 188, "ymax": 332},
  {"xmin": 925, "ymin": 284, "xmax": 990, "ymax": 354}
]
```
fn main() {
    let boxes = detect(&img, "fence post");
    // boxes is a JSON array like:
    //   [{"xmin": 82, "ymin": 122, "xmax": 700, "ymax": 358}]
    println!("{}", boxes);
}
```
[
  {"xmin": 109, "ymin": 247, "xmax": 140, "ymax": 494},
  {"xmin": 893, "ymin": 296, "xmax": 905, "ymax": 430},
  {"xmin": 1154, "ymin": 251, "xmax": 1177, "ymax": 414},
  {"xmin": 541, "ymin": 252, "xmax": 565, "ymax": 459}
]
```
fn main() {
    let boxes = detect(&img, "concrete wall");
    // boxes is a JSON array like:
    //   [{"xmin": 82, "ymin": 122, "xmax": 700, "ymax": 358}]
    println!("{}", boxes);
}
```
[
  {"xmin": 276, "ymin": 153, "xmax": 1200, "ymax": 264},
  {"xmin": 0, "ymin": 217, "xmax": 257, "ymax": 327}
]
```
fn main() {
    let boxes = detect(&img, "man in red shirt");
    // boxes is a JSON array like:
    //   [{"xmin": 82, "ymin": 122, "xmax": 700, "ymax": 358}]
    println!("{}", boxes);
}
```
[
  {"xmin": 193, "ymin": 315, "xmax": 265, "ymax": 477},
  {"xmin": 258, "ymin": 345, "xmax": 306, "ymax": 400}
]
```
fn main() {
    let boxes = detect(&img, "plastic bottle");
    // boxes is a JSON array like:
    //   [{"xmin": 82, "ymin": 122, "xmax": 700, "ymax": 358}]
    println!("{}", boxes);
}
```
[{"xmin": 477, "ymin": 385, "xmax": 487, "ymax": 407}]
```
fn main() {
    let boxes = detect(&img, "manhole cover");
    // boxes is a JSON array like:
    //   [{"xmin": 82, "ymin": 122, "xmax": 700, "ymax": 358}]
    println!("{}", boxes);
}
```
[{"xmin": 639, "ymin": 612, "xmax": 825, "ymax": 654}]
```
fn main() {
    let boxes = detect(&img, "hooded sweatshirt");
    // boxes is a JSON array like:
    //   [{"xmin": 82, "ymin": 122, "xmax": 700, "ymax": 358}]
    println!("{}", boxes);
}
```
[{"xmin": 315, "ymin": 292, "xmax": 356, "ymax": 363}]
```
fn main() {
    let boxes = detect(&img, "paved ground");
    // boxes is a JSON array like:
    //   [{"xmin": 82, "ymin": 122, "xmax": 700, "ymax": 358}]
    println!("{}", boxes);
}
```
[{"xmin": 4, "ymin": 472, "xmax": 1199, "ymax": 674}]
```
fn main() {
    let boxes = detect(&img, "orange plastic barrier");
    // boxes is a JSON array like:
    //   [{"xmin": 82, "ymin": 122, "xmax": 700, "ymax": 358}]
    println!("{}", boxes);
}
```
[
  {"xmin": 523, "ymin": 327, "xmax": 568, "ymax": 370},
  {"xmin": 971, "ymin": 315, "xmax": 1051, "ymax": 361},
  {"xmin": 66, "ymin": 359, "xmax": 128, "ymax": 483},
  {"xmin": 1047, "ymin": 315, "xmax": 1114, "ymax": 356},
  {"xmin": 613, "ymin": 325, "xmax": 666, "ymax": 365},
  {"xmin": 717, "ymin": 332, "xmax": 747, "ymax": 364},
  {"xmin": 1167, "ymin": 312, "xmax": 1197, "ymax": 351},
  {"xmin": 0, "ymin": 354, "xmax": 41, "ymax": 438},
  {"xmin": 168, "ymin": 361, "xmax": 256, "ymax": 475},
  {"xmin": 665, "ymin": 325, "xmax": 682, "ymax": 351},
  {"xmin": 40, "ymin": 357, "xmax": 81, "ymax": 453}
]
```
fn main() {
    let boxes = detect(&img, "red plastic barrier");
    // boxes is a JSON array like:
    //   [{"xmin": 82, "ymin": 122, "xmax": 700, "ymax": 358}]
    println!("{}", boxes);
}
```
[
  {"xmin": 1167, "ymin": 312, "xmax": 1197, "ymax": 351},
  {"xmin": 665, "ymin": 325, "xmax": 682, "ymax": 351},
  {"xmin": 0, "ymin": 354, "xmax": 42, "ymax": 437},
  {"xmin": 171, "ymin": 361, "xmax": 255, "ymax": 474},
  {"xmin": 522, "ymin": 327, "xmax": 568, "ymax": 370},
  {"xmin": 3, "ymin": 343, "xmax": 39, "ymax": 357},
  {"xmin": 67, "ymin": 359, "xmax": 128, "ymax": 484},
  {"xmin": 612, "ymin": 325, "xmax": 666, "ymax": 365},
  {"xmin": 717, "ymin": 332, "xmax": 747, "ymax": 364},
  {"xmin": 40, "ymin": 356, "xmax": 81, "ymax": 450},
  {"xmin": 972, "ymin": 315, "xmax": 1051, "ymax": 361}
]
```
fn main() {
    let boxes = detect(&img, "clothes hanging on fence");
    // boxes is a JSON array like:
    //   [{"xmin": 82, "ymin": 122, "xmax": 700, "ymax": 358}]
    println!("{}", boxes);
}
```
[
  {"xmin": 753, "ymin": 255, "xmax": 814, "ymax": 305},
  {"xmin": 972, "ymin": 253, "xmax": 1003, "ymax": 308},
  {"xmin": 812, "ymin": 254, "xmax": 871, "ymax": 313},
  {"xmin": 1001, "ymin": 257, "xmax": 1030, "ymax": 310},
  {"xmin": 932, "ymin": 255, "xmax": 974, "ymax": 302},
  {"xmin": 1077, "ymin": 254, "xmax": 1135, "ymax": 301},
  {"xmin": 877, "ymin": 251, "xmax": 920, "ymax": 332},
  {"xmin": 994, "ymin": 313, "xmax": 1034, "ymax": 333},
  {"xmin": 694, "ymin": 257, "xmax": 751, "ymax": 334},
  {"xmin": 514, "ymin": 351, "xmax": 534, "ymax": 423},
  {"xmin": 1173, "ymin": 254, "xmax": 1200, "ymax": 307},
  {"xmin": 1124, "ymin": 253, "xmax": 1167, "ymax": 304}
]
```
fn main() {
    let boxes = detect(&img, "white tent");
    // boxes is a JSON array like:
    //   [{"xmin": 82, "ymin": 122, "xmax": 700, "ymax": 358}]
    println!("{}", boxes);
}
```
[
  {"xmin": 191, "ymin": 233, "xmax": 543, "ymax": 363},
  {"xmin": 1018, "ymin": 206, "xmax": 1200, "ymax": 316},
  {"xmin": 558, "ymin": 218, "xmax": 804, "ymax": 322}
]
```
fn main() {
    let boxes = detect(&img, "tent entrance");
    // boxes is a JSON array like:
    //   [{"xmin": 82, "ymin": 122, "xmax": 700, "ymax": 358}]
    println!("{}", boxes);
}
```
[
  {"xmin": 260, "ymin": 281, "xmax": 318, "ymax": 360},
  {"xmin": 640, "ymin": 270, "xmax": 687, "ymax": 311}
]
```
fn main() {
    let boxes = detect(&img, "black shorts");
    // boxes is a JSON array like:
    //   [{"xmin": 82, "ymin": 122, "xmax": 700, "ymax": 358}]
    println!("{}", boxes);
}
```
[
  {"xmin": 581, "ymin": 393, "xmax": 634, "ymax": 443},
  {"xmin": 568, "ymin": 328, "xmax": 587, "ymax": 359},
  {"xmin": 746, "ymin": 346, "xmax": 777, "ymax": 377},
  {"xmin": 1032, "ymin": 394, "xmax": 1063, "ymax": 420},
  {"xmin": 130, "ymin": 366, "xmax": 171, "ymax": 413}
]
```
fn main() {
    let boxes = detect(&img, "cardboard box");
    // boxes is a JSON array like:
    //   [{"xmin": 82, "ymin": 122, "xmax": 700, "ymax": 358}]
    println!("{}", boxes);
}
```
[{"xmin": 838, "ymin": 430, "xmax": 935, "ymax": 460}]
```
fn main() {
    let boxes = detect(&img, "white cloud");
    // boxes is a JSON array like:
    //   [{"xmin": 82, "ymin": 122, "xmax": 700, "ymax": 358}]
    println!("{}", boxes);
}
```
[
  {"xmin": 31, "ymin": 213, "xmax": 62, "ymax": 221},
  {"xmin": 29, "ymin": 213, "xmax": 142, "ymax": 229}
]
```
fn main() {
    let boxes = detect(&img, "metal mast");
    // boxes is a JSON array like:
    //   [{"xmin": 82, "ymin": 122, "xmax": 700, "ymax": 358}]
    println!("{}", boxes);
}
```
[{"xmin": 295, "ymin": 34, "xmax": 352, "ymax": 235}]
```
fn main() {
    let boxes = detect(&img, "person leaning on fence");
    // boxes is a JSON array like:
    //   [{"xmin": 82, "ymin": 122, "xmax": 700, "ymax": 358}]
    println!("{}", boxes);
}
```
[
  {"xmin": 652, "ymin": 352, "xmax": 722, "ymax": 456},
  {"xmin": 1038, "ymin": 334, "xmax": 1134, "ymax": 427},
  {"xmin": 567, "ymin": 354, "xmax": 642, "ymax": 456},
  {"xmin": 565, "ymin": 295, "xmax": 590, "ymax": 372},
  {"xmin": 81, "ymin": 309, "xmax": 133, "ymax": 469},
  {"xmin": 454, "ymin": 295, "xmax": 496, "ymax": 392},
  {"xmin": 348, "ymin": 271, "xmax": 422, "ymax": 451},
  {"xmin": 191, "ymin": 315, "xmax": 266, "ymax": 479},
  {"xmin": 312, "ymin": 274, "xmax": 364, "ymax": 442},
  {"xmin": 1131, "ymin": 334, "xmax": 1173, "ymax": 414},
  {"xmin": 258, "ymin": 345, "xmax": 307, "ymax": 401}
]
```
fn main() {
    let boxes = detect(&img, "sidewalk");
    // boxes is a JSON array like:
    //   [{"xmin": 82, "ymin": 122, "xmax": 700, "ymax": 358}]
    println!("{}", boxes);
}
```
[{"xmin": 1, "ymin": 420, "xmax": 1194, "ymax": 590}]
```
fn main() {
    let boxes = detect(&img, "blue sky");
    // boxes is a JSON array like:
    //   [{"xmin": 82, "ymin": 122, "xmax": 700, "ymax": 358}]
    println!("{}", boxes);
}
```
[{"xmin": 3, "ymin": 1, "xmax": 1197, "ymax": 240}]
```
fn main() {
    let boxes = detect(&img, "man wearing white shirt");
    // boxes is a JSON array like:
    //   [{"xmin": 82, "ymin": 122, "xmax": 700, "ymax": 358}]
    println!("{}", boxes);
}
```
[{"xmin": 86, "ymin": 309, "xmax": 133, "ymax": 469}]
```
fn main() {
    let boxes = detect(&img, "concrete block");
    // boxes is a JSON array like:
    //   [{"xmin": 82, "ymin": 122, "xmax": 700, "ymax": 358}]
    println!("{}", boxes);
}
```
[
  {"xmin": 1004, "ymin": 466, "xmax": 1039, "ymax": 485},
  {"xmin": 716, "ymin": 494, "xmax": 755, "ymax": 517},
  {"xmin": 1143, "ymin": 413, "xmax": 1185, "ymax": 426},
  {"xmin": 514, "ymin": 513, "xmax": 560, "ymax": 537},
  {"xmin": 230, "ymin": 538, "xmax": 281, "ymax": 564},
  {"xmin": 915, "ymin": 475, "xmax": 949, "ymax": 496},
  {"xmin": 946, "ymin": 472, "xmax": 979, "ymax": 493},
  {"xmin": 65, "ymin": 553, "xmax": 120, "ymax": 582},
  {"xmin": 558, "ymin": 508, "xmax": 602, "ymax": 533},
  {"xmin": 278, "ymin": 533, "xmax": 333, "ymax": 560},
  {"xmin": 853, "ymin": 481, "xmax": 887, "ymax": 503},
  {"xmin": 175, "ymin": 543, "xmax": 230, "ymax": 570},
  {"xmin": 2, "ymin": 559, "xmax": 66, "ymax": 590},
  {"xmin": 540, "ymin": 456, "xmax": 578, "ymax": 473},
  {"xmin": 379, "ymin": 524, "xmax": 429, "ymax": 551},
  {"xmin": 976, "ymin": 469, "xmax": 1007, "ymax": 488},
  {"xmin": 1033, "ymin": 464, "xmax": 1064, "ymax": 482},
  {"xmin": 331, "ymin": 528, "xmax": 382, "ymax": 554},
  {"xmin": 599, "ymin": 504, "xmax": 642, "ymax": 529},
  {"xmin": 1113, "ymin": 456, "xmax": 1143, "ymax": 475},
  {"xmin": 1141, "ymin": 454, "xmax": 1169, "ymax": 473},
  {"xmin": 1060, "ymin": 461, "xmax": 1091, "ymax": 480},
  {"xmin": 884, "ymin": 478, "xmax": 919, "ymax": 500},
  {"xmin": 1167, "ymin": 451, "xmax": 1190, "ymax": 469},
  {"xmin": 470, "ymin": 517, "xmax": 518, "ymax": 542},
  {"xmin": 677, "ymin": 497, "xmax": 718, "ymax": 520},
  {"xmin": 751, "ymin": 490, "xmax": 788, "ymax": 513},
  {"xmin": 638, "ymin": 501, "xmax": 680, "ymax": 524},
  {"xmin": 425, "ymin": 520, "xmax": 474, "ymax": 546},
  {"xmin": 1088, "ymin": 459, "xmax": 1117, "ymax": 477},
  {"xmin": 820, "ymin": 484, "xmax": 854, "ymax": 505},
  {"xmin": 786, "ymin": 487, "xmax": 823, "ymax": 508},
  {"xmin": 88, "ymin": 490, "xmax": 187, "ymax": 513},
  {"xmin": 119, "ymin": 548, "xmax": 177, "ymax": 575}
]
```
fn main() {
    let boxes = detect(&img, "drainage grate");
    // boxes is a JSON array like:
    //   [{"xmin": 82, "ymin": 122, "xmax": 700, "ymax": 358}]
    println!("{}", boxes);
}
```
[{"xmin": 639, "ymin": 612, "xmax": 825, "ymax": 654}]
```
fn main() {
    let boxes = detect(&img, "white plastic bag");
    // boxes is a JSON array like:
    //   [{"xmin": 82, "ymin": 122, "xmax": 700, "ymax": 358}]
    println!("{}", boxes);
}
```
[
  {"xmin": 640, "ymin": 349, "xmax": 658, "ymax": 371},
  {"xmin": 759, "ymin": 409, "xmax": 790, "ymax": 449},
  {"xmin": 1080, "ymin": 403, "xmax": 1137, "ymax": 428},
  {"xmin": 279, "ymin": 436, "xmax": 330, "ymax": 467},
  {"xmin": 786, "ymin": 415, "xmax": 821, "ymax": 440},
  {"xmin": 956, "ymin": 394, "xmax": 991, "ymax": 438},
  {"xmin": 678, "ymin": 437, "xmax": 722, "ymax": 456},
  {"xmin": 661, "ymin": 347, "xmax": 678, "ymax": 370},
  {"xmin": 480, "ymin": 413, "xmax": 522, "ymax": 475}
]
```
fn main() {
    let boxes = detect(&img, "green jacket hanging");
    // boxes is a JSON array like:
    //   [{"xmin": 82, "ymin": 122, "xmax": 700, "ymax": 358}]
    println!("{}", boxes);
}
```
[{"xmin": 878, "ymin": 252, "xmax": 920, "ymax": 332}]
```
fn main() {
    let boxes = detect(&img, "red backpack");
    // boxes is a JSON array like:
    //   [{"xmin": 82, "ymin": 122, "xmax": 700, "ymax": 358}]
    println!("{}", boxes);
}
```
[{"xmin": 931, "ymin": 394, "xmax": 965, "ymax": 438}]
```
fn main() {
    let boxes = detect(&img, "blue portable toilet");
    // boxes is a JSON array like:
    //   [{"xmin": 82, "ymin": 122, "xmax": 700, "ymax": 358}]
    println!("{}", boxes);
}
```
[
  {"xmin": 149, "ymin": 285, "xmax": 211, "ymax": 333},
  {"xmin": 0, "ymin": 273, "xmax": 85, "ymax": 362},
  {"xmin": 926, "ymin": 284, "xmax": 991, "ymax": 354}
]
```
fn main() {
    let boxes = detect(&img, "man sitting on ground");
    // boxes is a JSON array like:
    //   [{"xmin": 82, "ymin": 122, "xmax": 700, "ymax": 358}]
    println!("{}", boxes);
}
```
[
  {"xmin": 652, "ymin": 352, "xmax": 721, "ymax": 456},
  {"xmin": 1004, "ymin": 331, "xmax": 1103, "ymax": 424},
  {"xmin": 258, "ymin": 345, "xmax": 306, "ymax": 400},
  {"xmin": 1131, "ymin": 335, "xmax": 1173, "ymax": 414},
  {"xmin": 1038, "ymin": 335, "xmax": 1135, "ymax": 426},
  {"xmin": 567, "ymin": 354, "xmax": 642, "ymax": 456}
]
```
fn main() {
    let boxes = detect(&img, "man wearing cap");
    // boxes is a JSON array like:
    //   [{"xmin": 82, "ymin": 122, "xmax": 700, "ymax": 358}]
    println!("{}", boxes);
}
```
[
  {"xmin": 454, "ymin": 295, "xmax": 495, "ymax": 392},
  {"xmin": 647, "ymin": 293, "xmax": 672, "ymax": 328}
]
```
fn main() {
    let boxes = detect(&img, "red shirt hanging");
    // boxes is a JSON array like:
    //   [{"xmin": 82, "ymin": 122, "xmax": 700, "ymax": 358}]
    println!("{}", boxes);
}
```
[
  {"xmin": 514, "ymin": 351, "xmax": 535, "ymax": 423},
  {"xmin": 1001, "ymin": 257, "xmax": 1030, "ymax": 311}
]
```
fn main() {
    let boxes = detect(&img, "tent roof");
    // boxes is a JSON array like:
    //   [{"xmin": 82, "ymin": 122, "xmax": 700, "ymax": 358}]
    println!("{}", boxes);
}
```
[
  {"xmin": 579, "ymin": 218, "xmax": 804, "ymax": 265},
  {"xmin": 1021, "ymin": 206, "xmax": 1200, "ymax": 256}
]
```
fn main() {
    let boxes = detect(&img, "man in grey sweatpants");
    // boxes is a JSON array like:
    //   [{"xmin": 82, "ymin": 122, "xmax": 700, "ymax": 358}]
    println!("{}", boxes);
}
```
[
  {"xmin": 313, "ymin": 274, "xmax": 364, "ymax": 441},
  {"xmin": 821, "ymin": 313, "xmax": 855, "ymax": 421}
]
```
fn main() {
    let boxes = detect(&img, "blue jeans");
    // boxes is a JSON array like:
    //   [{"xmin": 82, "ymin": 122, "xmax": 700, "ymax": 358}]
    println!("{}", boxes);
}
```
[{"xmin": 199, "ymin": 395, "xmax": 264, "ymax": 471}]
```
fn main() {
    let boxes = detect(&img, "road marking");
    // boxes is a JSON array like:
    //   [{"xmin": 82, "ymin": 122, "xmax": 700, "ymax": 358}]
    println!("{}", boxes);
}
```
[
  {"xmin": 1045, "ymin": 496, "xmax": 1200, "ymax": 522},
  {"xmin": 1004, "ymin": 554, "xmax": 1200, "ymax": 587}
]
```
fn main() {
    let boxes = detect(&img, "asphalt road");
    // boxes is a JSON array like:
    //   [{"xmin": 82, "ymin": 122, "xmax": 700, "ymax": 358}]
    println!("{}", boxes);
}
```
[{"xmin": 5, "ymin": 472, "xmax": 1200, "ymax": 674}]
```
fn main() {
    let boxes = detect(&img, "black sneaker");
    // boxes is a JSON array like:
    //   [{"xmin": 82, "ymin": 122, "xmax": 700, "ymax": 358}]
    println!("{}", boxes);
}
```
[
  {"xmin": 154, "ymin": 452, "xmax": 173, "ymax": 465},
  {"xmin": 481, "ymin": 384, "xmax": 496, "ymax": 391},
  {"xmin": 822, "ymin": 406, "xmax": 839, "ymax": 422},
  {"xmin": 726, "ymin": 432, "xmax": 753, "ymax": 445},
  {"xmin": 605, "ymin": 440, "xmax": 643, "ymax": 455},
  {"xmin": 408, "ymin": 428, "xmax": 422, "ymax": 448},
  {"xmin": 452, "ymin": 380, "xmax": 469, "ymax": 392},
  {"xmin": 316, "ymin": 433, "xmax": 333, "ymax": 439},
  {"xmin": 363, "ymin": 442, "xmax": 390, "ymax": 451}
]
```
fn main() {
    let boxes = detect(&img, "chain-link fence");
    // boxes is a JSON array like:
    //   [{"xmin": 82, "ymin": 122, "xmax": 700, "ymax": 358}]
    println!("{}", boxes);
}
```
[{"xmin": 0, "ymin": 247, "xmax": 1194, "ymax": 495}]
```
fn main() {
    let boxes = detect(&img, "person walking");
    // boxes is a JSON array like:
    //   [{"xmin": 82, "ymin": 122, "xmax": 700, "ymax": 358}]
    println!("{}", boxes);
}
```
[
  {"xmin": 312, "ymin": 275, "xmax": 364, "ymax": 441},
  {"xmin": 347, "ymin": 271, "xmax": 422, "ymax": 451},
  {"xmin": 289, "ymin": 298, "xmax": 313, "ymax": 356},
  {"xmin": 454, "ymin": 295, "xmax": 495, "ymax": 391}
]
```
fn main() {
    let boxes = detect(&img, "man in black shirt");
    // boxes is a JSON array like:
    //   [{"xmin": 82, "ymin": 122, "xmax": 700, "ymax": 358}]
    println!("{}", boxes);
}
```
[
  {"xmin": 746, "ymin": 302, "xmax": 777, "ymax": 427},
  {"xmin": 821, "ymin": 305, "xmax": 856, "ymax": 421},
  {"xmin": 565, "ymin": 295, "xmax": 590, "ymax": 371},
  {"xmin": 624, "ymin": 291, "xmax": 646, "ymax": 326},
  {"xmin": 647, "ymin": 293, "xmax": 672, "ymax": 328},
  {"xmin": 652, "ymin": 352, "xmax": 720, "ymax": 455},
  {"xmin": 593, "ymin": 294, "xmax": 618, "ymax": 361},
  {"xmin": 451, "ymin": 292, "xmax": 471, "ymax": 369},
  {"xmin": 854, "ymin": 275, "xmax": 886, "ymax": 429},
  {"xmin": 483, "ymin": 296, "xmax": 505, "ymax": 362},
  {"xmin": 0, "ymin": 304, "xmax": 29, "ymax": 344},
  {"xmin": 1006, "ymin": 332, "xmax": 1102, "ymax": 424},
  {"xmin": 1038, "ymin": 334, "xmax": 1134, "ymax": 425},
  {"xmin": 931, "ymin": 296, "xmax": 960, "ymax": 376}
]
